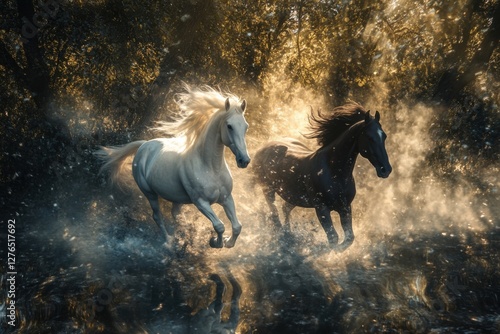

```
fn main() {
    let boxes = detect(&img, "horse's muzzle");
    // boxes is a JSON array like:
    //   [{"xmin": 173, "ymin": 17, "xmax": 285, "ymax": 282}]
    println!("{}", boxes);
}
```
[
  {"xmin": 377, "ymin": 165, "xmax": 392, "ymax": 178},
  {"xmin": 236, "ymin": 156, "xmax": 251, "ymax": 168}
]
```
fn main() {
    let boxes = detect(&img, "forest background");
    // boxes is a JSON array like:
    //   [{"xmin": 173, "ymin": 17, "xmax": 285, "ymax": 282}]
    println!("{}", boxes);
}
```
[{"xmin": 1, "ymin": 0, "xmax": 498, "ymax": 193}]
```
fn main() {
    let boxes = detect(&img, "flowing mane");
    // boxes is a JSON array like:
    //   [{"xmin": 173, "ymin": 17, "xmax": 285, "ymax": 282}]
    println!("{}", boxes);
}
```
[
  {"xmin": 153, "ymin": 84, "xmax": 243, "ymax": 149},
  {"xmin": 305, "ymin": 102, "xmax": 367, "ymax": 147},
  {"xmin": 96, "ymin": 83, "xmax": 251, "ymax": 249}
]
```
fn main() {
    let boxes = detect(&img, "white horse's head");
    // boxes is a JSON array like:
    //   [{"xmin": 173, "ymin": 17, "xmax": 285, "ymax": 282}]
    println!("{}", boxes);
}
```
[{"xmin": 221, "ymin": 98, "xmax": 251, "ymax": 168}]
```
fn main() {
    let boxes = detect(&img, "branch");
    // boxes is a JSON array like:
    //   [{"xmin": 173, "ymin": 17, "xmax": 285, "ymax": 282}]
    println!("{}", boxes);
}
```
[
  {"xmin": 0, "ymin": 40, "xmax": 28, "ymax": 88},
  {"xmin": 457, "ymin": 2, "xmax": 500, "ymax": 87},
  {"xmin": 296, "ymin": 0, "xmax": 303, "ymax": 68}
]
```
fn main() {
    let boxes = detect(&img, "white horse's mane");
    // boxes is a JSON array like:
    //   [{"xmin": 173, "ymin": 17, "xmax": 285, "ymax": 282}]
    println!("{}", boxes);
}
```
[{"xmin": 153, "ymin": 83, "xmax": 242, "ymax": 150}]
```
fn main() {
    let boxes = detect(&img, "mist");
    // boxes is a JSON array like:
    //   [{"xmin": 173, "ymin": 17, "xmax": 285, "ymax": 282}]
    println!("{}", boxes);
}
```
[{"xmin": 1, "ymin": 0, "xmax": 499, "ymax": 333}]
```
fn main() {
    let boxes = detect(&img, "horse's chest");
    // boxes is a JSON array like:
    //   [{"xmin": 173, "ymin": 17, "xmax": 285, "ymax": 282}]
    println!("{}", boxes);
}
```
[
  {"xmin": 275, "ymin": 172, "xmax": 312, "ymax": 205},
  {"xmin": 313, "ymin": 176, "xmax": 355, "ymax": 208},
  {"xmin": 184, "ymin": 168, "xmax": 232, "ymax": 203}
]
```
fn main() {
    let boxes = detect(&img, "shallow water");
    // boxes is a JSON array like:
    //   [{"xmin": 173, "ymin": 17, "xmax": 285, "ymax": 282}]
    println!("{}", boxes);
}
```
[{"xmin": 1, "ymin": 166, "xmax": 499, "ymax": 334}]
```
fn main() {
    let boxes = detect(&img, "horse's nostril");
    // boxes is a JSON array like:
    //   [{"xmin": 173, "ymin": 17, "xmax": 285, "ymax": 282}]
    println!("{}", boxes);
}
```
[{"xmin": 237, "ymin": 157, "xmax": 250, "ymax": 168}]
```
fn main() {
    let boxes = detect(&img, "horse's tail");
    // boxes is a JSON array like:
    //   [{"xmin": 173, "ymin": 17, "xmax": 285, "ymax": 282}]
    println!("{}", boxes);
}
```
[{"xmin": 95, "ymin": 140, "xmax": 146, "ymax": 187}]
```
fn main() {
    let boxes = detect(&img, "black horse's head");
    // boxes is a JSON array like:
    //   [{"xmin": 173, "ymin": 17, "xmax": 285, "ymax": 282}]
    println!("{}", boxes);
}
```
[{"xmin": 358, "ymin": 111, "xmax": 392, "ymax": 178}]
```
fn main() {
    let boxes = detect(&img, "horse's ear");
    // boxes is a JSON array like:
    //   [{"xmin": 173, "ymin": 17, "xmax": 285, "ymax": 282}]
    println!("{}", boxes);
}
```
[
  {"xmin": 240, "ymin": 99, "xmax": 247, "ymax": 113},
  {"xmin": 365, "ymin": 110, "xmax": 371, "ymax": 123},
  {"xmin": 225, "ymin": 98, "xmax": 230, "ymax": 112},
  {"xmin": 375, "ymin": 111, "xmax": 380, "ymax": 122}
]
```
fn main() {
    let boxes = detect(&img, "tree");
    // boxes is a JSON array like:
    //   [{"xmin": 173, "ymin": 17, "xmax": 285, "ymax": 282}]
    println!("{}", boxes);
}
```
[
  {"xmin": 0, "ymin": 0, "xmax": 498, "ymax": 189},
  {"xmin": 434, "ymin": 0, "xmax": 500, "ymax": 102}
]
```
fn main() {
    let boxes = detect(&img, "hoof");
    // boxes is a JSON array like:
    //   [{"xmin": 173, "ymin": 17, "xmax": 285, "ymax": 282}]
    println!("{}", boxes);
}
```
[
  {"xmin": 327, "ymin": 238, "xmax": 339, "ymax": 247},
  {"xmin": 224, "ymin": 237, "xmax": 235, "ymax": 248},
  {"xmin": 283, "ymin": 228, "xmax": 293, "ymax": 238},
  {"xmin": 268, "ymin": 214, "xmax": 281, "ymax": 230},
  {"xmin": 163, "ymin": 233, "xmax": 175, "ymax": 248},
  {"xmin": 174, "ymin": 242, "xmax": 188, "ymax": 259},
  {"xmin": 162, "ymin": 241, "xmax": 174, "ymax": 250},
  {"xmin": 333, "ymin": 240, "xmax": 353, "ymax": 253},
  {"xmin": 209, "ymin": 236, "xmax": 223, "ymax": 248}
]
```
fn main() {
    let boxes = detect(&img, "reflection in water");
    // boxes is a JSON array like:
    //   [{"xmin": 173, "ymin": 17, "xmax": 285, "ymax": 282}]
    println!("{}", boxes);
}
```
[
  {"xmin": 1, "ymin": 228, "xmax": 242, "ymax": 333},
  {"xmin": 0, "ymin": 200, "xmax": 499, "ymax": 333},
  {"xmin": 189, "ymin": 273, "xmax": 241, "ymax": 333}
]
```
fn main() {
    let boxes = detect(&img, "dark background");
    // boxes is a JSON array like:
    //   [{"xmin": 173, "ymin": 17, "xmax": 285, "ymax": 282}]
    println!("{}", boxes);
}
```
[{"xmin": 1, "ymin": 0, "xmax": 499, "ymax": 333}]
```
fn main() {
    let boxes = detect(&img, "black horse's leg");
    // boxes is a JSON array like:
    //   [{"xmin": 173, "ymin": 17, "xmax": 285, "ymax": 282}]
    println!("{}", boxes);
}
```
[
  {"xmin": 337, "ymin": 205, "xmax": 354, "ymax": 251},
  {"xmin": 314, "ymin": 206, "xmax": 339, "ymax": 246},
  {"xmin": 282, "ymin": 201, "xmax": 295, "ymax": 232},
  {"xmin": 263, "ymin": 188, "xmax": 282, "ymax": 230}
]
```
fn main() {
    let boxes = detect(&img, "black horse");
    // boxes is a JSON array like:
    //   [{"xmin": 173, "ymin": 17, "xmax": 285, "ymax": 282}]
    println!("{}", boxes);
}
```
[{"xmin": 253, "ymin": 102, "xmax": 392, "ymax": 251}]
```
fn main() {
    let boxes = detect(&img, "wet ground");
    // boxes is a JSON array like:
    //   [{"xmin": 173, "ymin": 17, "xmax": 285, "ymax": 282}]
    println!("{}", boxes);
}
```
[{"xmin": 1, "ymin": 154, "xmax": 499, "ymax": 334}]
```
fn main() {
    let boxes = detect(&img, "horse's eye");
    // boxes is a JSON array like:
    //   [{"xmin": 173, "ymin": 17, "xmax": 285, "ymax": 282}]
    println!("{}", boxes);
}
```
[{"xmin": 227, "ymin": 124, "xmax": 233, "ymax": 131}]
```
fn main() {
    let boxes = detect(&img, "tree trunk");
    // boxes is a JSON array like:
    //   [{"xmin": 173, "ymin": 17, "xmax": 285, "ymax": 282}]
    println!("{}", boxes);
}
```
[
  {"xmin": 433, "ymin": 1, "xmax": 500, "ymax": 102},
  {"xmin": 17, "ymin": 0, "xmax": 52, "ymax": 115},
  {"xmin": 14, "ymin": 0, "xmax": 73, "ymax": 145}
]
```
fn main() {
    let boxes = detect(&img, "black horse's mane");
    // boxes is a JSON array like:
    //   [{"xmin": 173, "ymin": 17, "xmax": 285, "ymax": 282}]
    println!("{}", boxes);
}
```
[{"xmin": 305, "ymin": 102, "xmax": 367, "ymax": 147}]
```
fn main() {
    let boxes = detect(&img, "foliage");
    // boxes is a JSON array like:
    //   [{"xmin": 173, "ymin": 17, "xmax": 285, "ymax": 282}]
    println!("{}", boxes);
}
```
[{"xmin": 0, "ymin": 0, "xmax": 499, "ymax": 188}]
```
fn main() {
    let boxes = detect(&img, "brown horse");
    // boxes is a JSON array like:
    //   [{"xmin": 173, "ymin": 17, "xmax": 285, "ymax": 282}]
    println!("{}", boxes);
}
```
[{"xmin": 253, "ymin": 102, "xmax": 392, "ymax": 251}]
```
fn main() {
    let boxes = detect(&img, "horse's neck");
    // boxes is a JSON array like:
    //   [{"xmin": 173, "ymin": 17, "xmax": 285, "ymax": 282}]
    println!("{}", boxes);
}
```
[
  {"xmin": 191, "ymin": 110, "xmax": 226, "ymax": 171},
  {"xmin": 320, "ymin": 121, "xmax": 364, "ymax": 176}
]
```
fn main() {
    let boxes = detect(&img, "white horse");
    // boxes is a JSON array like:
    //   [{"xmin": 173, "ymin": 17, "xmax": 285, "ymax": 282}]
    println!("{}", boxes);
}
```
[{"xmin": 96, "ymin": 85, "xmax": 251, "ymax": 249}]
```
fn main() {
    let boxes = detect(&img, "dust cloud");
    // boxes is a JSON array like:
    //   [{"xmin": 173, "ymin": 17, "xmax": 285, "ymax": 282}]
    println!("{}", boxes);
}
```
[
  {"xmin": 217, "ymin": 70, "xmax": 499, "ymax": 331},
  {"xmin": 4, "ymin": 72, "xmax": 499, "ymax": 334}
]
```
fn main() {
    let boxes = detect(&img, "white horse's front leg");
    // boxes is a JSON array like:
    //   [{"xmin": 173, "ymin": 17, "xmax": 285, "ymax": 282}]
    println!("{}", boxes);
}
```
[
  {"xmin": 221, "ymin": 195, "xmax": 242, "ymax": 248},
  {"xmin": 193, "ymin": 199, "xmax": 225, "ymax": 248}
]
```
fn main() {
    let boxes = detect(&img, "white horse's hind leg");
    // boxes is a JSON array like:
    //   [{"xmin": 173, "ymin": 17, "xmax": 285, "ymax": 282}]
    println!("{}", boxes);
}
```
[
  {"xmin": 171, "ymin": 203, "xmax": 183, "ymax": 226},
  {"xmin": 221, "ymin": 195, "xmax": 242, "ymax": 248},
  {"xmin": 145, "ymin": 193, "xmax": 174, "ymax": 248}
]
